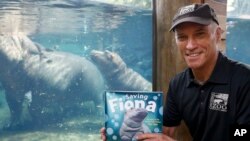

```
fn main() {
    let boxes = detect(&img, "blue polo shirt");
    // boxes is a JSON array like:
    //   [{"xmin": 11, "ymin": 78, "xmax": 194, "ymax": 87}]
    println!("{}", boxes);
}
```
[{"xmin": 163, "ymin": 52, "xmax": 250, "ymax": 141}]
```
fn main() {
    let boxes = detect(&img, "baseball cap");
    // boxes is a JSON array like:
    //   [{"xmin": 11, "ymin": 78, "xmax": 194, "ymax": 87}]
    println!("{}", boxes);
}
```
[{"xmin": 169, "ymin": 3, "xmax": 219, "ymax": 31}]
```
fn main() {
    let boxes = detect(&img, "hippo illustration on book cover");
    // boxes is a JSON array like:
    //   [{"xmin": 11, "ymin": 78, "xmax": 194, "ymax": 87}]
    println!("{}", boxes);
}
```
[{"xmin": 119, "ymin": 108, "xmax": 151, "ymax": 141}]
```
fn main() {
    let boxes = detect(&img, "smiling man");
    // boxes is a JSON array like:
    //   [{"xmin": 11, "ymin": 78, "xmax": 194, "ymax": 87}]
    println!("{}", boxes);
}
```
[{"xmin": 101, "ymin": 3, "xmax": 250, "ymax": 141}]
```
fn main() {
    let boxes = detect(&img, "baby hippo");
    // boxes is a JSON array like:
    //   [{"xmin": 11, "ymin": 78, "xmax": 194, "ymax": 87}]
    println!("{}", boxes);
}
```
[
  {"xmin": 90, "ymin": 50, "xmax": 152, "ymax": 91},
  {"xmin": 120, "ymin": 108, "xmax": 151, "ymax": 141}
]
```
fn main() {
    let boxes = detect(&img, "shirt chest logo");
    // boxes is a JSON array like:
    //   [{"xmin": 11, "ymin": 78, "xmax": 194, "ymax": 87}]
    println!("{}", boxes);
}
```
[{"xmin": 209, "ymin": 92, "xmax": 229, "ymax": 112}]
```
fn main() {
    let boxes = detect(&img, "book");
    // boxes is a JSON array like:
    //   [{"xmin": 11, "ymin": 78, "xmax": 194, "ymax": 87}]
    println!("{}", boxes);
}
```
[{"xmin": 104, "ymin": 91, "xmax": 163, "ymax": 141}]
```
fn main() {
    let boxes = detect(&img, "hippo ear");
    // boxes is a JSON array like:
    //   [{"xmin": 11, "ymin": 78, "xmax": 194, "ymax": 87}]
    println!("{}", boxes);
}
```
[
  {"xmin": 104, "ymin": 50, "xmax": 113, "ymax": 56},
  {"xmin": 104, "ymin": 50, "xmax": 114, "ymax": 60},
  {"xmin": 104, "ymin": 50, "xmax": 112, "ymax": 54}
]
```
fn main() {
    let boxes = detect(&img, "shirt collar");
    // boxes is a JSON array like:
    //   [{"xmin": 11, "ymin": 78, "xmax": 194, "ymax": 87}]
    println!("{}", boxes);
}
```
[
  {"xmin": 208, "ymin": 52, "xmax": 231, "ymax": 84},
  {"xmin": 186, "ymin": 52, "xmax": 230, "ymax": 87}
]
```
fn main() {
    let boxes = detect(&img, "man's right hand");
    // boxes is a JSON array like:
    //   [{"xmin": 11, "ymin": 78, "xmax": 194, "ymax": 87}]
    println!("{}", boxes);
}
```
[{"xmin": 100, "ymin": 127, "xmax": 106, "ymax": 141}]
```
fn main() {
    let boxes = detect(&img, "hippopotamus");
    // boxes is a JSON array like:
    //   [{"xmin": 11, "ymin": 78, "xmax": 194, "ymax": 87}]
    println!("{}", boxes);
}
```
[
  {"xmin": 0, "ymin": 34, "xmax": 105, "ymax": 129},
  {"xmin": 119, "ymin": 108, "xmax": 151, "ymax": 141},
  {"xmin": 90, "ymin": 50, "xmax": 152, "ymax": 91}
]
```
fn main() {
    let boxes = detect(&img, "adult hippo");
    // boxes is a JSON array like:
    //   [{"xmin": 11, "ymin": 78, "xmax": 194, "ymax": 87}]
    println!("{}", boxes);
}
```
[
  {"xmin": 0, "ymin": 34, "xmax": 105, "ymax": 129},
  {"xmin": 90, "ymin": 50, "xmax": 152, "ymax": 91}
]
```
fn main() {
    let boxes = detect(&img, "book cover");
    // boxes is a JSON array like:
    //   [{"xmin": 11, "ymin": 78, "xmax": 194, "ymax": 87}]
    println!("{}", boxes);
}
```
[{"xmin": 104, "ymin": 91, "xmax": 163, "ymax": 141}]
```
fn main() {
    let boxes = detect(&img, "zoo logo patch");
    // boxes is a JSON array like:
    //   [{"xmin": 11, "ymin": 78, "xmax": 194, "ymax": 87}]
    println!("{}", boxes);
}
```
[{"xmin": 209, "ymin": 92, "xmax": 229, "ymax": 112}]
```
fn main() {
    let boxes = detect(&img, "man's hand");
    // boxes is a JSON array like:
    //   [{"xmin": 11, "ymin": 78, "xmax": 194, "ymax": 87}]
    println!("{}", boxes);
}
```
[
  {"xmin": 136, "ymin": 133, "xmax": 176, "ymax": 141},
  {"xmin": 100, "ymin": 127, "xmax": 106, "ymax": 141},
  {"xmin": 100, "ymin": 126, "xmax": 177, "ymax": 141}
]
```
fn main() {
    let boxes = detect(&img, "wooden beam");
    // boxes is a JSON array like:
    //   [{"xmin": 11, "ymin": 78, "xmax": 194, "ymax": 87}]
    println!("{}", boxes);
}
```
[{"xmin": 155, "ymin": 0, "xmax": 193, "ymax": 141}]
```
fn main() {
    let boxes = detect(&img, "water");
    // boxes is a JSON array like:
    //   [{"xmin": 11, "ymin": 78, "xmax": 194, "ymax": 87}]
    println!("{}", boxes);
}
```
[
  {"xmin": 0, "ymin": 0, "xmax": 152, "ymax": 140},
  {"xmin": 226, "ymin": 18, "xmax": 250, "ymax": 64},
  {"xmin": 227, "ymin": 0, "xmax": 250, "ymax": 65}
]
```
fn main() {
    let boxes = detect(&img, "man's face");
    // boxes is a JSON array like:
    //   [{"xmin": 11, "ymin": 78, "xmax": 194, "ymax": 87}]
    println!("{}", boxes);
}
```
[{"xmin": 174, "ymin": 22, "xmax": 219, "ymax": 70}]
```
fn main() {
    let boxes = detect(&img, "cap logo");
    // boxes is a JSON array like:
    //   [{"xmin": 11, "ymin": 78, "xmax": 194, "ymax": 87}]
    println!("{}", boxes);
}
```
[{"xmin": 178, "ymin": 5, "xmax": 195, "ymax": 16}]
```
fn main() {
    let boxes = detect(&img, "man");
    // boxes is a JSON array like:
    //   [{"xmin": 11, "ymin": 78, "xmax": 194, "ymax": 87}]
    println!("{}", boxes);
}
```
[{"xmin": 101, "ymin": 3, "xmax": 250, "ymax": 141}]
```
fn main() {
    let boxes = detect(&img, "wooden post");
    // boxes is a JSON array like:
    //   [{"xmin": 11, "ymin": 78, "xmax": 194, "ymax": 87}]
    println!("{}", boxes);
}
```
[{"xmin": 154, "ymin": 0, "xmax": 203, "ymax": 140}]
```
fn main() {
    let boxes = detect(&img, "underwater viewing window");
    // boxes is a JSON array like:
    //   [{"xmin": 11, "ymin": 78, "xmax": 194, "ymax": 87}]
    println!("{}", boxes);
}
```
[
  {"xmin": 227, "ymin": 0, "xmax": 250, "ymax": 64},
  {"xmin": 0, "ymin": 0, "xmax": 154, "ymax": 140}
]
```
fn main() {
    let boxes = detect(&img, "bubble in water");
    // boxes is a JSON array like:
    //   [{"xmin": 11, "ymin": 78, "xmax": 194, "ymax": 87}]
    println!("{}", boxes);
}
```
[
  {"xmin": 159, "ymin": 106, "xmax": 163, "ymax": 116},
  {"xmin": 107, "ymin": 128, "xmax": 114, "ymax": 135},
  {"xmin": 112, "ymin": 135, "xmax": 117, "ymax": 140},
  {"xmin": 114, "ymin": 114, "xmax": 120, "ymax": 119},
  {"xmin": 154, "ymin": 128, "xmax": 160, "ymax": 133},
  {"xmin": 114, "ymin": 122, "xmax": 119, "ymax": 127}
]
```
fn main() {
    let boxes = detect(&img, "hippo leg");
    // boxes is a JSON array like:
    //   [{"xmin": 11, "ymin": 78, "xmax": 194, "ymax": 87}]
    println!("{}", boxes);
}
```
[
  {"xmin": 4, "ymin": 90, "xmax": 24, "ymax": 130},
  {"xmin": 27, "ymin": 93, "xmax": 55, "ymax": 127}
]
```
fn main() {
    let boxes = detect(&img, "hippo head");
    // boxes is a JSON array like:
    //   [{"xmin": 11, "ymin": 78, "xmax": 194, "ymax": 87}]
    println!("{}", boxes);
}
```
[
  {"xmin": 90, "ymin": 50, "xmax": 127, "ymax": 74},
  {"xmin": 125, "ymin": 108, "xmax": 148, "ymax": 123}
]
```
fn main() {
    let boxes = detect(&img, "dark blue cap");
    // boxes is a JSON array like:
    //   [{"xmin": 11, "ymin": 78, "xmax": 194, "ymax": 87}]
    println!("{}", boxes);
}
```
[{"xmin": 170, "ymin": 3, "xmax": 219, "ymax": 31}]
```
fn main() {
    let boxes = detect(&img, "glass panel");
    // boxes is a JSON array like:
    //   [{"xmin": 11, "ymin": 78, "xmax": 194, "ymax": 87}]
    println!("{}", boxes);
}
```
[
  {"xmin": 0, "ymin": 0, "xmax": 153, "ymax": 140},
  {"xmin": 227, "ymin": 0, "xmax": 250, "ymax": 64}
]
